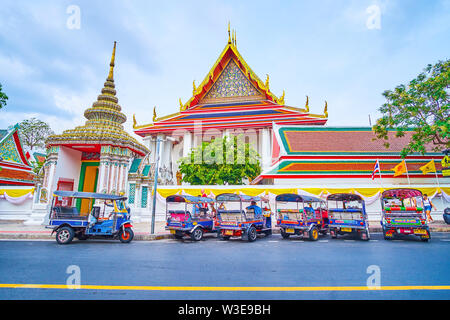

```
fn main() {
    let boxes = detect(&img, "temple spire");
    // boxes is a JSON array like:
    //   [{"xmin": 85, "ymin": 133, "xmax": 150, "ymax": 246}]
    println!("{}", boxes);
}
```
[
  {"xmin": 228, "ymin": 22, "xmax": 231, "ymax": 44},
  {"xmin": 108, "ymin": 41, "xmax": 117, "ymax": 80}
]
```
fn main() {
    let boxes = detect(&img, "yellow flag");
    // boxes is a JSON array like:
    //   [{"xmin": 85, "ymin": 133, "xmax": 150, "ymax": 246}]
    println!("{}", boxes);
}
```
[
  {"xmin": 391, "ymin": 160, "xmax": 407, "ymax": 177},
  {"xmin": 420, "ymin": 160, "xmax": 436, "ymax": 174}
]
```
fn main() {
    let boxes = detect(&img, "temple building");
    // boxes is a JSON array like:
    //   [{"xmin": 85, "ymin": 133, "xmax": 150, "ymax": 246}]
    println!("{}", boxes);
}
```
[
  {"xmin": 0, "ymin": 124, "xmax": 36, "ymax": 219},
  {"xmin": 133, "ymin": 26, "xmax": 328, "ymax": 184},
  {"xmin": 133, "ymin": 26, "xmax": 448, "ymax": 221},
  {"xmin": 26, "ymin": 42, "xmax": 150, "ymax": 224}
]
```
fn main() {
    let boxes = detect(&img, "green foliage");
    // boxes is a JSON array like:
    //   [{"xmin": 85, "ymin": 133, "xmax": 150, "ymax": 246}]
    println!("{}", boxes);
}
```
[
  {"xmin": 373, "ymin": 59, "xmax": 449, "ymax": 157},
  {"xmin": 178, "ymin": 135, "xmax": 261, "ymax": 185},
  {"xmin": 18, "ymin": 118, "xmax": 55, "ymax": 151},
  {"xmin": 0, "ymin": 83, "xmax": 8, "ymax": 109}
]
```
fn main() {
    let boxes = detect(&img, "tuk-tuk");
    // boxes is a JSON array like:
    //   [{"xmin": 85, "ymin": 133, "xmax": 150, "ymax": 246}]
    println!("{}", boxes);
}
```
[
  {"xmin": 215, "ymin": 193, "xmax": 272, "ymax": 242},
  {"xmin": 275, "ymin": 193, "xmax": 328, "ymax": 241},
  {"xmin": 327, "ymin": 193, "xmax": 370, "ymax": 241},
  {"xmin": 46, "ymin": 191, "xmax": 133, "ymax": 244},
  {"xmin": 165, "ymin": 195, "xmax": 215, "ymax": 241},
  {"xmin": 381, "ymin": 188, "xmax": 430, "ymax": 241}
]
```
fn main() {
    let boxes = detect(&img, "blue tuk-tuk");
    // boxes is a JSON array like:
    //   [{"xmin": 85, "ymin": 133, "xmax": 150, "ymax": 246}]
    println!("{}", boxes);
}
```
[
  {"xmin": 215, "ymin": 193, "xmax": 272, "ymax": 242},
  {"xmin": 327, "ymin": 193, "xmax": 370, "ymax": 241},
  {"xmin": 46, "ymin": 191, "xmax": 133, "ymax": 244},
  {"xmin": 275, "ymin": 193, "xmax": 328, "ymax": 241},
  {"xmin": 165, "ymin": 195, "xmax": 216, "ymax": 241},
  {"xmin": 381, "ymin": 188, "xmax": 430, "ymax": 241}
]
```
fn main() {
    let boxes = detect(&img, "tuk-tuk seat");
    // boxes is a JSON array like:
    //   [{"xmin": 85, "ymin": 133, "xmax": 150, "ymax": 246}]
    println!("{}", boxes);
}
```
[{"xmin": 169, "ymin": 212, "xmax": 188, "ymax": 222}]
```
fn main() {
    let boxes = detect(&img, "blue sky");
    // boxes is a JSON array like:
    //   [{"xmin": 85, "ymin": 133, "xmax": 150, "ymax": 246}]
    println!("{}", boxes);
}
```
[{"xmin": 0, "ymin": 0, "xmax": 449, "ymax": 140}]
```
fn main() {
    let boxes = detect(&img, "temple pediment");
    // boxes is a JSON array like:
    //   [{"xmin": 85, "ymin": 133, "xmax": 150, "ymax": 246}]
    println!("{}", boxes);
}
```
[{"xmin": 200, "ymin": 59, "xmax": 265, "ymax": 104}]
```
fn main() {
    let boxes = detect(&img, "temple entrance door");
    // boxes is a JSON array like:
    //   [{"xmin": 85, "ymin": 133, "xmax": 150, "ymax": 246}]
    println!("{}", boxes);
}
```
[{"xmin": 77, "ymin": 162, "xmax": 99, "ymax": 216}]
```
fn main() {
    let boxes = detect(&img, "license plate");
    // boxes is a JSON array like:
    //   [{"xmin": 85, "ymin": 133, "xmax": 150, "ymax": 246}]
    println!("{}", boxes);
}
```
[
  {"xmin": 341, "ymin": 228, "xmax": 352, "ymax": 232},
  {"xmin": 414, "ymin": 229, "xmax": 427, "ymax": 235},
  {"xmin": 225, "ymin": 230, "xmax": 234, "ymax": 236},
  {"xmin": 170, "ymin": 230, "xmax": 176, "ymax": 234},
  {"xmin": 286, "ymin": 228, "xmax": 295, "ymax": 234}
]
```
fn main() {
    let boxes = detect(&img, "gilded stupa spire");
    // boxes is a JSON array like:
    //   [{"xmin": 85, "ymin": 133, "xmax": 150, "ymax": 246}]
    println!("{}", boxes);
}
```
[
  {"xmin": 47, "ymin": 41, "xmax": 149, "ymax": 156},
  {"xmin": 108, "ymin": 41, "xmax": 116, "ymax": 80}
]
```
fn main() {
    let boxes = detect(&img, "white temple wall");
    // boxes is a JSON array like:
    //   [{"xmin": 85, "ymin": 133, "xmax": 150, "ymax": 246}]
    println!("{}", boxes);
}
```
[
  {"xmin": 52, "ymin": 146, "xmax": 82, "ymax": 192},
  {"xmin": 0, "ymin": 186, "xmax": 34, "ymax": 220}
]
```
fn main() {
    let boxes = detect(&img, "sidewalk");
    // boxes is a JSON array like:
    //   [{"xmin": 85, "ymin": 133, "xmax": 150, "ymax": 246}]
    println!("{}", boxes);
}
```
[{"xmin": 0, "ymin": 220, "xmax": 449, "ymax": 240}]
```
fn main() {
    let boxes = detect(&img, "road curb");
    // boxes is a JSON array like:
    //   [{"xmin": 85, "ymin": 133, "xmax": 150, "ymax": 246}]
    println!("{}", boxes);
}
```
[{"xmin": 0, "ymin": 226, "xmax": 449, "ymax": 240}]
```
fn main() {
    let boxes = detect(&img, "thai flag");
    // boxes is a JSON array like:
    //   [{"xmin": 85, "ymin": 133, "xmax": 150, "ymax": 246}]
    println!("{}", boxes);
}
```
[{"xmin": 371, "ymin": 160, "xmax": 380, "ymax": 180}]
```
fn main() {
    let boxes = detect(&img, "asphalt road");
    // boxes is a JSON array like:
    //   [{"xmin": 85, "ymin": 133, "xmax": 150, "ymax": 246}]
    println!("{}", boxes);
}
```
[{"xmin": 0, "ymin": 232, "xmax": 449, "ymax": 300}]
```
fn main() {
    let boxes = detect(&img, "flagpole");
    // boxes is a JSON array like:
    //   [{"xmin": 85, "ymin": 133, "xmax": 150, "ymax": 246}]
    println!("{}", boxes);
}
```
[
  {"xmin": 377, "ymin": 158, "xmax": 383, "ymax": 189},
  {"xmin": 404, "ymin": 160, "xmax": 411, "ymax": 185}
]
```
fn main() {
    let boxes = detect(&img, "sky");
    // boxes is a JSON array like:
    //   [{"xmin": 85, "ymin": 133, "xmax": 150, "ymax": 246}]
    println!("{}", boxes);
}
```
[{"xmin": 0, "ymin": 0, "xmax": 449, "ymax": 144}]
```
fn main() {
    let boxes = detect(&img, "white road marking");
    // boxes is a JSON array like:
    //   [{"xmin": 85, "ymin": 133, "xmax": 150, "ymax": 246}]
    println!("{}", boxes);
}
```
[{"xmin": 319, "ymin": 240, "xmax": 329, "ymax": 243}]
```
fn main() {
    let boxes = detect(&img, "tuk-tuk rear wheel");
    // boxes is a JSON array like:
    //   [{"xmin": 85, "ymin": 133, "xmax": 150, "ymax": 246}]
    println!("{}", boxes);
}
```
[
  {"xmin": 56, "ymin": 226, "xmax": 74, "ymax": 245},
  {"xmin": 191, "ymin": 228, "xmax": 203, "ymax": 241},
  {"xmin": 247, "ymin": 226, "xmax": 257, "ymax": 242},
  {"xmin": 309, "ymin": 227, "xmax": 319, "ymax": 241},
  {"xmin": 281, "ymin": 229, "xmax": 290, "ymax": 239}
]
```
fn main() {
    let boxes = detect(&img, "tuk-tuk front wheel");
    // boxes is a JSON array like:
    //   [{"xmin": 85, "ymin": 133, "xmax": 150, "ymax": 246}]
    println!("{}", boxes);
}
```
[
  {"xmin": 119, "ymin": 227, "xmax": 134, "ymax": 243},
  {"xmin": 56, "ymin": 226, "xmax": 75, "ymax": 245},
  {"xmin": 191, "ymin": 228, "xmax": 203, "ymax": 241}
]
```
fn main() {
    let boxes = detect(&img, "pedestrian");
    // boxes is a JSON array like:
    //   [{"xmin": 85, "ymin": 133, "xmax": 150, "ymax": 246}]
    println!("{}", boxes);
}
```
[{"xmin": 423, "ymin": 194, "xmax": 436, "ymax": 223}]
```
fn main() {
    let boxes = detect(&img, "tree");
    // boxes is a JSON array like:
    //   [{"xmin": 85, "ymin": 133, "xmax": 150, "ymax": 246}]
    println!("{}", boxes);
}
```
[
  {"xmin": 373, "ymin": 59, "xmax": 449, "ymax": 157},
  {"xmin": 0, "ymin": 83, "xmax": 8, "ymax": 109},
  {"xmin": 178, "ymin": 135, "xmax": 261, "ymax": 185},
  {"xmin": 17, "ymin": 118, "xmax": 55, "ymax": 152}
]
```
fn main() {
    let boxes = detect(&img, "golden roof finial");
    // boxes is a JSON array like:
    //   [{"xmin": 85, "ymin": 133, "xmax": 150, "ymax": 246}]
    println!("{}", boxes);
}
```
[
  {"xmin": 232, "ymin": 29, "xmax": 235, "ymax": 46},
  {"xmin": 234, "ymin": 29, "xmax": 237, "ymax": 47},
  {"xmin": 193, "ymin": 80, "xmax": 197, "ymax": 94},
  {"xmin": 107, "ymin": 41, "xmax": 117, "ymax": 80},
  {"xmin": 133, "ymin": 113, "xmax": 137, "ymax": 128},
  {"xmin": 179, "ymin": 98, "xmax": 185, "ymax": 111},
  {"xmin": 228, "ymin": 22, "xmax": 231, "ymax": 44},
  {"xmin": 153, "ymin": 106, "xmax": 157, "ymax": 122},
  {"xmin": 265, "ymin": 74, "xmax": 270, "ymax": 90},
  {"xmin": 279, "ymin": 90, "xmax": 285, "ymax": 105},
  {"xmin": 305, "ymin": 95, "xmax": 310, "ymax": 112},
  {"xmin": 324, "ymin": 100, "xmax": 328, "ymax": 117}
]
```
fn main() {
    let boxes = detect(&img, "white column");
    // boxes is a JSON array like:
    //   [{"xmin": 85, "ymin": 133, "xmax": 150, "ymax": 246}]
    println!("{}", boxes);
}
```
[{"xmin": 183, "ymin": 131, "xmax": 192, "ymax": 158}]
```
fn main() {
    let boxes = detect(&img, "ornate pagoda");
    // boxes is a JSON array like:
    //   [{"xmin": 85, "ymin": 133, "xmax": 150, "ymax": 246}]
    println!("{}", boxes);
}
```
[
  {"xmin": 37, "ymin": 42, "xmax": 149, "ymax": 217},
  {"xmin": 133, "ymin": 25, "xmax": 328, "ymax": 184}
]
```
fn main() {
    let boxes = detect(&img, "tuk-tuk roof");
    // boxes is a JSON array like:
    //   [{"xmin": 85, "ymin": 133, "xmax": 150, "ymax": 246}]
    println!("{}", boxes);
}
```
[
  {"xmin": 215, "ymin": 193, "xmax": 262, "ymax": 202},
  {"xmin": 382, "ymin": 188, "xmax": 422, "ymax": 199},
  {"xmin": 326, "ymin": 193, "xmax": 363, "ymax": 202},
  {"xmin": 275, "ymin": 193, "xmax": 322, "ymax": 203},
  {"xmin": 53, "ymin": 190, "xmax": 127, "ymax": 200},
  {"xmin": 166, "ymin": 195, "xmax": 214, "ymax": 203}
]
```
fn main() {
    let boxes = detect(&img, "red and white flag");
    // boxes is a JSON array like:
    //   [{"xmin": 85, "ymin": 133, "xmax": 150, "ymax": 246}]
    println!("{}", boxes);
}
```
[{"xmin": 371, "ymin": 160, "xmax": 380, "ymax": 180}]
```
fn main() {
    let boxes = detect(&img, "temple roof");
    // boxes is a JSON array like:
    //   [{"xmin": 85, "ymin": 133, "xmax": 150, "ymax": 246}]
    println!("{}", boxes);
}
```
[
  {"xmin": 134, "ymin": 25, "xmax": 327, "ymax": 136},
  {"xmin": 252, "ymin": 125, "xmax": 444, "ymax": 184},
  {"xmin": 0, "ymin": 124, "xmax": 34, "ymax": 186},
  {"xmin": 46, "ymin": 42, "xmax": 149, "ymax": 157}
]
